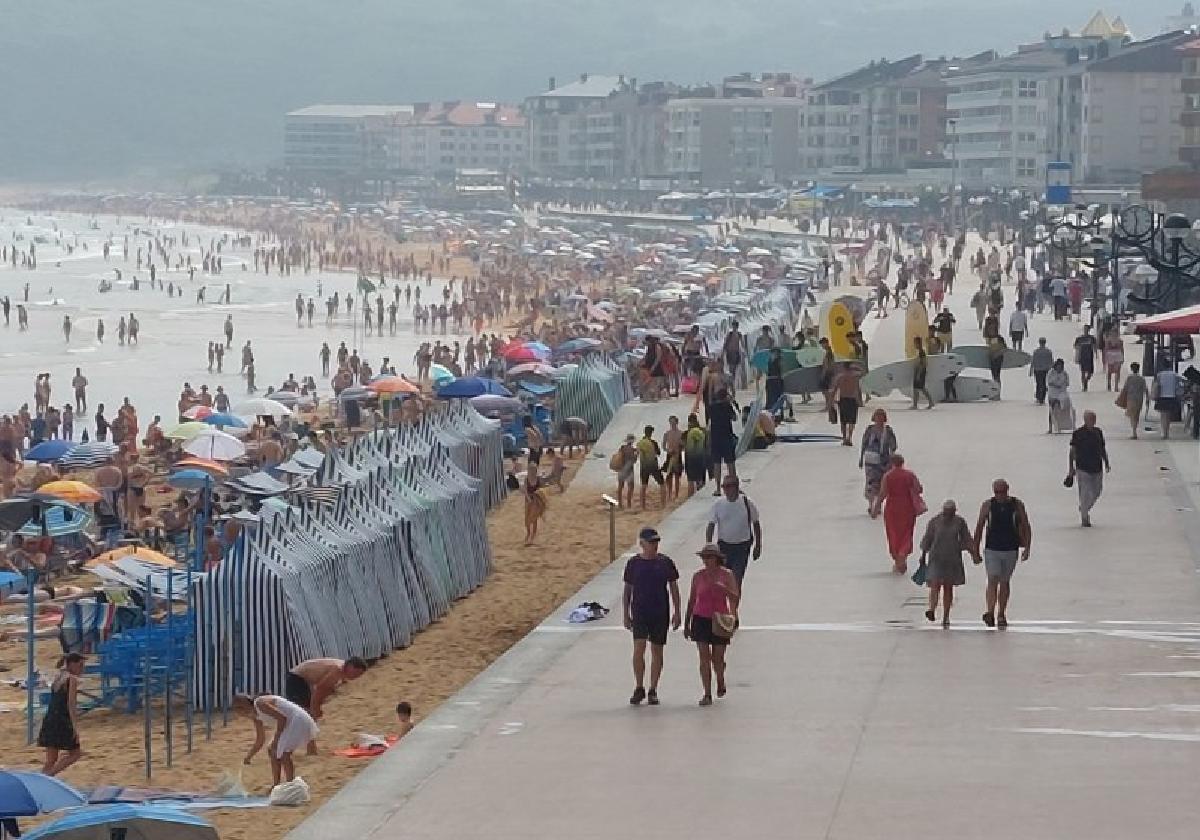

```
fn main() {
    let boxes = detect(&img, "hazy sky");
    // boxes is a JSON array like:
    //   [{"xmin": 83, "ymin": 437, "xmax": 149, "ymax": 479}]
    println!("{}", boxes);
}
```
[{"xmin": 0, "ymin": 1, "xmax": 1165, "ymax": 183}]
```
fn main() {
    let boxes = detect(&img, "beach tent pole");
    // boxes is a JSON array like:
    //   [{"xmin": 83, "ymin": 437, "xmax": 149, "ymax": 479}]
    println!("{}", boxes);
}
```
[
  {"xmin": 185, "ymin": 563, "xmax": 194, "ymax": 754},
  {"xmin": 165, "ymin": 571, "xmax": 174, "ymax": 768},
  {"xmin": 24, "ymin": 568, "xmax": 36, "ymax": 746},
  {"xmin": 143, "ymin": 574, "xmax": 153, "ymax": 779}
]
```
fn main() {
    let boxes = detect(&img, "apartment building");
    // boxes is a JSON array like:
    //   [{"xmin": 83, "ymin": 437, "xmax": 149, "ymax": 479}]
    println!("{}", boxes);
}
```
[
  {"xmin": 664, "ymin": 97, "xmax": 803, "ymax": 186},
  {"xmin": 1180, "ymin": 37, "xmax": 1200, "ymax": 168},
  {"xmin": 397, "ymin": 101, "xmax": 525, "ymax": 176},
  {"xmin": 1080, "ymin": 31, "xmax": 1189, "ymax": 184},
  {"xmin": 524, "ymin": 74, "xmax": 625, "ymax": 178},
  {"xmin": 284, "ymin": 105, "xmax": 412, "ymax": 176},
  {"xmin": 947, "ymin": 16, "xmax": 1129, "ymax": 190}
]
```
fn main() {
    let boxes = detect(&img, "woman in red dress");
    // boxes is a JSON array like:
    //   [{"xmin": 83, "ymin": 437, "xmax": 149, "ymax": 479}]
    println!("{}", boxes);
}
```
[{"xmin": 871, "ymin": 453, "xmax": 925, "ymax": 573}]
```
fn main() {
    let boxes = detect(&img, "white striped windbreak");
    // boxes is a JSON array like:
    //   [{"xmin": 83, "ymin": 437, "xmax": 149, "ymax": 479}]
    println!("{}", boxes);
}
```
[{"xmin": 190, "ymin": 401, "xmax": 505, "ymax": 709}]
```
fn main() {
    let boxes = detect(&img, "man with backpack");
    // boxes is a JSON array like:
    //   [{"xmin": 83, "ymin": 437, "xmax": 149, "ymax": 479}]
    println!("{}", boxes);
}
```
[{"xmin": 705, "ymin": 476, "xmax": 763, "ymax": 590}]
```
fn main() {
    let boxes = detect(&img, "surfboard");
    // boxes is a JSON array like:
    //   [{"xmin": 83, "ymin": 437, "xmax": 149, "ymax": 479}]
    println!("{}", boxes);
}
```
[
  {"xmin": 901, "ymin": 374, "xmax": 1000, "ymax": 403},
  {"xmin": 904, "ymin": 300, "xmax": 928, "ymax": 359},
  {"xmin": 949, "ymin": 345, "xmax": 1032, "ymax": 371},
  {"xmin": 862, "ymin": 353, "xmax": 966, "ymax": 397},
  {"xmin": 782, "ymin": 365, "xmax": 824, "ymax": 395},
  {"xmin": 826, "ymin": 301, "xmax": 856, "ymax": 360},
  {"xmin": 817, "ymin": 300, "xmax": 833, "ymax": 343},
  {"xmin": 750, "ymin": 347, "xmax": 824, "ymax": 374}
]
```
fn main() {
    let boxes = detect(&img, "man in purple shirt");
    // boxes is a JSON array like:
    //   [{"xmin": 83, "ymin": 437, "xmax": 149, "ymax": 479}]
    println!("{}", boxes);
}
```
[{"xmin": 622, "ymin": 527, "xmax": 681, "ymax": 706}]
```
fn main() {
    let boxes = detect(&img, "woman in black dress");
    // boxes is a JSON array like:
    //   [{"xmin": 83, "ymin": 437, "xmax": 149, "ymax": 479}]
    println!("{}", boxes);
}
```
[{"xmin": 39, "ymin": 653, "xmax": 84, "ymax": 776}]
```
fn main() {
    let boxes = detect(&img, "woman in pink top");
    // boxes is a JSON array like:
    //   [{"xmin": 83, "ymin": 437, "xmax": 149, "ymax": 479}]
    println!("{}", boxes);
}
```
[
  {"xmin": 871, "ymin": 453, "xmax": 925, "ymax": 574},
  {"xmin": 684, "ymin": 544, "xmax": 741, "ymax": 707}
]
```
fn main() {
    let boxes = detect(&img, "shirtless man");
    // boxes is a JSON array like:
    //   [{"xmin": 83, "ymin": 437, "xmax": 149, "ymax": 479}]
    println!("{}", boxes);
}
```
[
  {"xmin": 662, "ymin": 415, "xmax": 684, "ymax": 501},
  {"xmin": 285, "ymin": 657, "xmax": 368, "ymax": 751}
]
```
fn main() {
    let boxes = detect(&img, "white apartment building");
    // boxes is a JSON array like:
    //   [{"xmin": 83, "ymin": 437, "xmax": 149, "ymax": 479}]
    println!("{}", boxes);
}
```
[
  {"xmin": 665, "ymin": 97, "xmax": 802, "ymax": 186},
  {"xmin": 1080, "ymin": 31, "xmax": 1189, "ymax": 184},
  {"xmin": 284, "ymin": 105, "xmax": 412, "ymax": 175},
  {"xmin": 396, "ymin": 101, "xmax": 525, "ymax": 176},
  {"xmin": 524, "ymin": 74, "xmax": 625, "ymax": 178}
]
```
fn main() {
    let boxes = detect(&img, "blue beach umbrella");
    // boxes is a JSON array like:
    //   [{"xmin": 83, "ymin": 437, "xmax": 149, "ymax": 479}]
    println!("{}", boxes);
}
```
[
  {"xmin": 200, "ymin": 412, "xmax": 247, "ymax": 428},
  {"xmin": 0, "ymin": 769, "xmax": 85, "ymax": 818},
  {"xmin": 167, "ymin": 469, "xmax": 214, "ymax": 492},
  {"xmin": 24, "ymin": 440, "xmax": 77, "ymax": 463},
  {"xmin": 16, "ymin": 504, "xmax": 93, "ymax": 538},
  {"xmin": 21, "ymin": 804, "xmax": 217, "ymax": 840},
  {"xmin": 437, "ymin": 377, "xmax": 511, "ymax": 399}
]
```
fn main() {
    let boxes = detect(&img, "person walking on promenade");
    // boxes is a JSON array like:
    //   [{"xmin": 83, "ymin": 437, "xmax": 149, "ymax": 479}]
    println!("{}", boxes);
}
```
[
  {"xmin": 1068, "ymin": 410, "xmax": 1110, "ymax": 527},
  {"xmin": 972, "ymin": 479, "xmax": 1032, "ymax": 628},
  {"xmin": 622, "ymin": 528, "xmax": 681, "ymax": 706},
  {"xmin": 859, "ymin": 408, "xmax": 897, "ymax": 515},
  {"xmin": 831, "ymin": 362, "xmax": 863, "ymax": 446},
  {"xmin": 1046, "ymin": 359, "xmax": 1074, "ymax": 434},
  {"xmin": 1152, "ymin": 361, "xmax": 1184, "ymax": 440},
  {"xmin": 1116, "ymin": 362, "xmax": 1148, "ymax": 438},
  {"xmin": 910, "ymin": 337, "xmax": 934, "ymax": 409},
  {"xmin": 871, "ymin": 453, "xmax": 924, "ymax": 574},
  {"xmin": 917, "ymin": 500, "xmax": 979, "ymax": 627},
  {"xmin": 705, "ymin": 475, "xmax": 762, "ymax": 589},
  {"xmin": 1029, "ymin": 338, "xmax": 1053, "ymax": 405},
  {"xmin": 1103, "ymin": 328, "xmax": 1124, "ymax": 391},
  {"xmin": 1074, "ymin": 325, "xmax": 1098, "ymax": 392},
  {"xmin": 684, "ymin": 544, "xmax": 740, "ymax": 707},
  {"xmin": 706, "ymin": 388, "xmax": 739, "ymax": 490}
]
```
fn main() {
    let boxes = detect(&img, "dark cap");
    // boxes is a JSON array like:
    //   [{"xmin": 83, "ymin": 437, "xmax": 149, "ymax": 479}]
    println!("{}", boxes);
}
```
[{"xmin": 638, "ymin": 527, "xmax": 661, "ymax": 542}]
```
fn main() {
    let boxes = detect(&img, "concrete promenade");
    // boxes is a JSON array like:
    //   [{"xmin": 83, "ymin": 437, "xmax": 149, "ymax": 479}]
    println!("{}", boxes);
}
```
[{"xmin": 291, "ymin": 249, "xmax": 1200, "ymax": 840}]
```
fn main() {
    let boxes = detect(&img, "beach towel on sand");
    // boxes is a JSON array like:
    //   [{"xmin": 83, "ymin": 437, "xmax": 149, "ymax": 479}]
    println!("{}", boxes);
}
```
[{"xmin": 333, "ymin": 733, "xmax": 399, "ymax": 758}]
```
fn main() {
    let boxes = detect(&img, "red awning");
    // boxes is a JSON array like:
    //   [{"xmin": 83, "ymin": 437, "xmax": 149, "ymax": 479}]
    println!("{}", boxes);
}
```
[{"xmin": 1133, "ymin": 304, "xmax": 1200, "ymax": 336}]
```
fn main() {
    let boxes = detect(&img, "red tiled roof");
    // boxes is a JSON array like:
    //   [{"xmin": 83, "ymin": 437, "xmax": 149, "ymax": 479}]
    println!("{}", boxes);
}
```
[{"xmin": 415, "ymin": 101, "xmax": 525, "ymax": 128}]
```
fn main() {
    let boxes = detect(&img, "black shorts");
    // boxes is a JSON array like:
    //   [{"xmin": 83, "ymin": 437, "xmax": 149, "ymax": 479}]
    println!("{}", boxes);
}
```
[
  {"xmin": 666, "ymin": 455, "xmax": 683, "ymax": 477},
  {"xmin": 685, "ymin": 459, "xmax": 707, "ymax": 483},
  {"xmin": 837, "ymin": 397, "xmax": 860, "ymax": 425},
  {"xmin": 640, "ymin": 463, "xmax": 665, "ymax": 485},
  {"xmin": 819, "ymin": 373, "xmax": 833, "ymax": 391},
  {"xmin": 711, "ymin": 436, "xmax": 736, "ymax": 465},
  {"xmin": 631, "ymin": 615, "xmax": 669, "ymax": 646},
  {"xmin": 527, "ymin": 447, "xmax": 543, "ymax": 464},
  {"xmin": 690, "ymin": 615, "xmax": 729, "ymax": 647},
  {"xmin": 284, "ymin": 671, "xmax": 312, "ymax": 710}
]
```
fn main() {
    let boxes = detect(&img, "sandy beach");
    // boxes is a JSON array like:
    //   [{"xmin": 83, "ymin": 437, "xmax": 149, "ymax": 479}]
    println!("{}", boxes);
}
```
[{"xmin": 0, "ymin": 444, "xmax": 693, "ymax": 839}]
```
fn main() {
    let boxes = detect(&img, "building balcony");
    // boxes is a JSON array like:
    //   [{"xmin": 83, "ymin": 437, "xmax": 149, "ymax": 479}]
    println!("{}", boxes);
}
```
[
  {"xmin": 1183, "ymin": 77, "xmax": 1200, "ymax": 95},
  {"xmin": 1182, "ymin": 145, "xmax": 1200, "ymax": 166},
  {"xmin": 948, "ymin": 88, "xmax": 1013, "ymax": 108},
  {"xmin": 1181, "ymin": 111, "xmax": 1200, "ymax": 129},
  {"xmin": 951, "ymin": 113, "xmax": 1012, "ymax": 133},
  {"xmin": 952, "ymin": 141, "xmax": 1013, "ymax": 157}
]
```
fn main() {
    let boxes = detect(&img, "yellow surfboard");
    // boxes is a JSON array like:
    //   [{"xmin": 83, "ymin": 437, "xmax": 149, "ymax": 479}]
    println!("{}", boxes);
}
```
[
  {"xmin": 827, "ymin": 301, "xmax": 856, "ymax": 360},
  {"xmin": 817, "ymin": 300, "xmax": 833, "ymax": 343},
  {"xmin": 904, "ymin": 300, "xmax": 929, "ymax": 359}
]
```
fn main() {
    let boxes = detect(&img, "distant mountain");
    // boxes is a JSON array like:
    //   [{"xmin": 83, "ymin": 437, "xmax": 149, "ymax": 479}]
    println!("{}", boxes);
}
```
[{"xmin": 0, "ymin": 0, "xmax": 1155, "ymax": 184}]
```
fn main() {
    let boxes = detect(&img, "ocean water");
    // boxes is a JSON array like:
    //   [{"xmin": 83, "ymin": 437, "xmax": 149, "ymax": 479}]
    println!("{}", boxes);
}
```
[{"xmin": 0, "ymin": 209, "xmax": 464, "ymax": 427}]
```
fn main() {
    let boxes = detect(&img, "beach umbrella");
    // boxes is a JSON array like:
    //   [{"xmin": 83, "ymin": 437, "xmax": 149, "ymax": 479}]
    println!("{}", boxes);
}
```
[
  {"xmin": 556, "ymin": 337, "xmax": 602, "ymax": 354},
  {"xmin": 183, "ymin": 428, "xmax": 246, "ymax": 462},
  {"xmin": 181, "ymin": 405, "xmax": 214, "ymax": 420},
  {"xmin": 173, "ymin": 458, "xmax": 229, "ymax": 477},
  {"xmin": 469, "ymin": 395, "xmax": 524, "ymax": 414},
  {"xmin": 167, "ymin": 468, "xmax": 214, "ymax": 492},
  {"xmin": 16, "ymin": 505, "xmax": 93, "ymax": 538},
  {"xmin": 501, "ymin": 346, "xmax": 540, "ymax": 363},
  {"xmin": 337, "ymin": 385, "xmax": 370, "ymax": 402},
  {"xmin": 436, "ymin": 377, "xmax": 511, "ymax": 399},
  {"xmin": 23, "ymin": 440, "xmax": 76, "ymax": 464},
  {"xmin": 238, "ymin": 398, "xmax": 292, "ymax": 419},
  {"xmin": 0, "ymin": 770, "xmax": 85, "ymax": 819},
  {"xmin": 86, "ymin": 545, "xmax": 176, "ymax": 569},
  {"xmin": 266, "ymin": 390, "xmax": 299, "ymax": 407},
  {"xmin": 747, "ymin": 246, "xmax": 772, "ymax": 257},
  {"xmin": 368, "ymin": 376, "xmax": 420, "ymax": 395},
  {"xmin": 21, "ymin": 804, "xmax": 217, "ymax": 840},
  {"xmin": 57, "ymin": 442, "xmax": 119, "ymax": 470},
  {"xmin": 200, "ymin": 412, "xmax": 248, "ymax": 429},
  {"xmin": 37, "ymin": 480, "xmax": 102, "ymax": 505},
  {"xmin": 429, "ymin": 363, "xmax": 456, "ymax": 384},
  {"xmin": 0, "ymin": 492, "xmax": 81, "ymax": 530},
  {"xmin": 165, "ymin": 422, "xmax": 209, "ymax": 441},
  {"xmin": 506, "ymin": 362, "xmax": 556, "ymax": 378},
  {"xmin": 523, "ymin": 341, "xmax": 552, "ymax": 360}
]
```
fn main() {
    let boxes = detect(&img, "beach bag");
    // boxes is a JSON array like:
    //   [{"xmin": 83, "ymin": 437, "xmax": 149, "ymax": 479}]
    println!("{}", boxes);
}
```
[
  {"xmin": 269, "ymin": 777, "xmax": 311, "ymax": 806},
  {"xmin": 608, "ymin": 451, "xmax": 623, "ymax": 472},
  {"xmin": 911, "ymin": 484, "xmax": 928, "ymax": 516},
  {"xmin": 911, "ymin": 562, "xmax": 927, "ymax": 586},
  {"xmin": 712, "ymin": 611, "xmax": 738, "ymax": 639},
  {"xmin": 681, "ymin": 375, "xmax": 699, "ymax": 395},
  {"xmin": 1114, "ymin": 388, "xmax": 1128, "ymax": 410}
]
